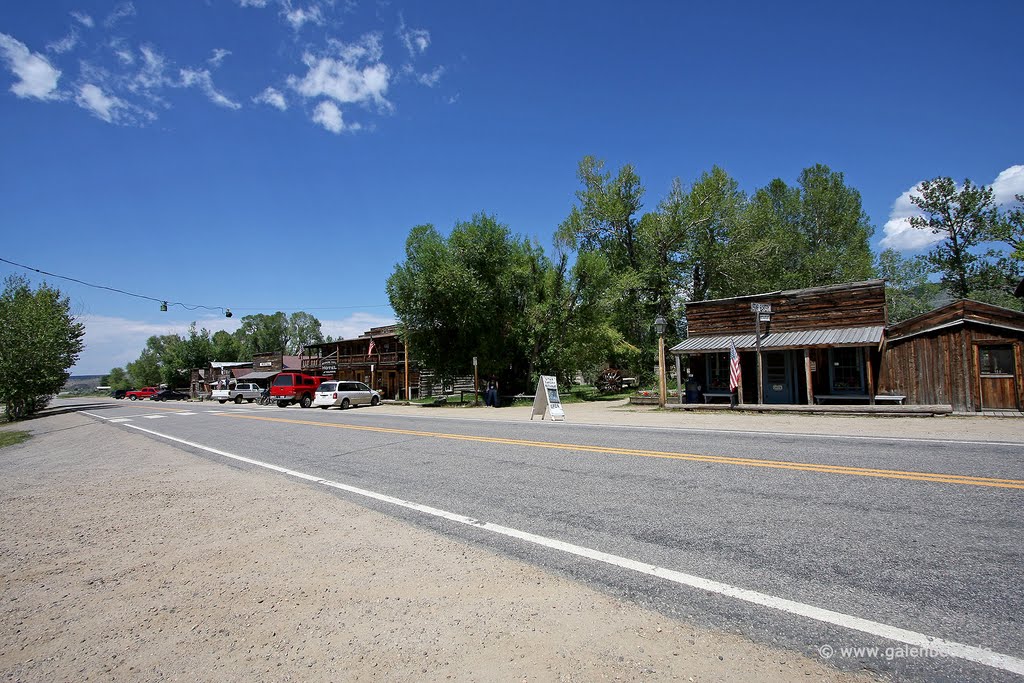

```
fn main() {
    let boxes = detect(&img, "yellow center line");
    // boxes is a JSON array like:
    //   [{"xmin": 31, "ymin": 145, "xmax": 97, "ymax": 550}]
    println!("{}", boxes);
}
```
[{"xmin": 216, "ymin": 413, "xmax": 1024, "ymax": 490}]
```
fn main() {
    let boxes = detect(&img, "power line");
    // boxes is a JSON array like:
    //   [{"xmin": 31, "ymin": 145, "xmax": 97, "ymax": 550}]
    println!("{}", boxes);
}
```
[
  {"xmin": 0, "ymin": 256, "xmax": 391, "ymax": 314},
  {"xmin": 0, "ymin": 256, "xmax": 226, "ymax": 313}
]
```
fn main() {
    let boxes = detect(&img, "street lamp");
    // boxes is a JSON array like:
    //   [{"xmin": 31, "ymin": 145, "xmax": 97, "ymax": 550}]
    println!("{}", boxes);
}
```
[{"xmin": 654, "ymin": 315, "xmax": 668, "ymax": 407}]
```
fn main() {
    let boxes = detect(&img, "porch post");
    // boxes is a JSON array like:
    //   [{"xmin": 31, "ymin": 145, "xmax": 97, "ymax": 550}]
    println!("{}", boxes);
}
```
[
  {"xmin": 675, "ymin": 353, "xmax": 683, "ymax": 405},
  {"xmin": 866, "ymin": 347, "xmax": 875, "ymax": 405},
  {"xmin": 404, "ymin": 337, "xmax": 411, "ymax": 401},
  {"xmin": 804, "ymin": 349, "xmax": 814, "ymax": 405}
]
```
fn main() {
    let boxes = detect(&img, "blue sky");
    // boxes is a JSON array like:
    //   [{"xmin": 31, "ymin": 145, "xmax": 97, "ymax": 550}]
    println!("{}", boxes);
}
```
[{"xmin": 1, "ymin": 1, "xmax": 1022, "ymax": 375}]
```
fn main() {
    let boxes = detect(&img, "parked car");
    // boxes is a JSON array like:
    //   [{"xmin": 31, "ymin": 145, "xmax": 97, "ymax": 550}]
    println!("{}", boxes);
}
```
[
  {"xmin": 211, "ymin": 382, "xmax": 263, "ymax": 404},
  {"xmin": 313, "ymin": 381, "xmax": 381, "ymax": 410},
  {"xmin": 270, "ymin": 372, "xmax": 324, "ymax": 408},
  {"xmin": 151, "ymin": 389, "xmax": 188, "ymax": 401},
  {"xmin": 111, "ymin": 389, "xmax": 128, "ymax": 399},
  {"xmin": 126, "ymin": 387, "xmax": 160, "ymax": 401}
]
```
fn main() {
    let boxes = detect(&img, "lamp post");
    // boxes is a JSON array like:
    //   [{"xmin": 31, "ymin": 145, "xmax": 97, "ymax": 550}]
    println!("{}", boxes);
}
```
[{"xmin": 654, "ymin": 315, "xmax": 668, "ymax": 407}]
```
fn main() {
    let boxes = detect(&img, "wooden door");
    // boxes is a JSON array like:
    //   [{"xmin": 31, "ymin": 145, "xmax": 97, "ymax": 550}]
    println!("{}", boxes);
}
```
[{"xmin": 978, "ymin": 345, "xmax": 1019, "ymax": 410}]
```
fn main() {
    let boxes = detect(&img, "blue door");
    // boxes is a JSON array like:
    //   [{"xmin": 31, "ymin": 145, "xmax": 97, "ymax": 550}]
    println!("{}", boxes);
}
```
[{"xmin": 762, "ymin": 351, "xmax": 796, "ymax": 403}]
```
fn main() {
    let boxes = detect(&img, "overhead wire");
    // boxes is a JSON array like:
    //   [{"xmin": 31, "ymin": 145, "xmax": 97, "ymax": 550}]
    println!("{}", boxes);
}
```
[{"xmin": 0, "ymin": 257, "xmax": 389, "ymax": 314}]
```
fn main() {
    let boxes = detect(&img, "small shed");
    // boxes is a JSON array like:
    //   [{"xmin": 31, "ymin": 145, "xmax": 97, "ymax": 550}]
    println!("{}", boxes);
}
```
[
  {"xmin": 670, "ymin": 280, "xmax": 888, "ymax": 405},
  {"xmin": 878, "ymin": 300, "xmax": 1024, "ymax": 412}
]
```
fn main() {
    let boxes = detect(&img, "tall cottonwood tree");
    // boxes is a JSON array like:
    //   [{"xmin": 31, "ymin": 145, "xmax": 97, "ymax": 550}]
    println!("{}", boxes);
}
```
[
  {"xmin": 0, "ymin": 275, "xmax": 84, "ymax": 418},
  {"xmin": 908, "ymin": 177, "xmax": 997, "ymax": 300}
]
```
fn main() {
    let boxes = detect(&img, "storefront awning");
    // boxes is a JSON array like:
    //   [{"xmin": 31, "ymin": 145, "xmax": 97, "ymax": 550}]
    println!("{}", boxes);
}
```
[
  {"xmin": 670, "ymin": 326, "xmax": 883, "ymax": 353},
  {"xmin": 240, "ymin": 370, "xmax": 281, "ymax": 380}
]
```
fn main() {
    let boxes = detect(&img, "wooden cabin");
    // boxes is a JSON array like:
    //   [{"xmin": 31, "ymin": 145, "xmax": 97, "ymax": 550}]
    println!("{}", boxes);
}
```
[
  {"xmin": 670, "ymin": 280, "xmax": 888, "ymax": 405},
  {"xmin": 302, "ymin": 325, "xmax": 419, "ymax": 400},
  {"xmin": 878, "ymin": 300, "xmax": 1024, "ymax": 412}
]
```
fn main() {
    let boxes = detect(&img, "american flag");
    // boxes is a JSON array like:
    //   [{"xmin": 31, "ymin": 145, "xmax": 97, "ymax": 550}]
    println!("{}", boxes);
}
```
[
  {"xmin": 729, "ymin": 341, "xmax": 741, "ymax": 391},
  {"xmin": 367, "ymin": 337, "xmax": 376, "ymax": 358}
]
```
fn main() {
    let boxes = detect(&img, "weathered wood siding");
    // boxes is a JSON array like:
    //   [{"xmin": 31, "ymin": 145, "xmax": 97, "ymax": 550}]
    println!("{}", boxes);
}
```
[
  {"xmin": 880, "ymin": 299, "xmax": 1024, "ymax": 412},
  {"xmin": 686, "ymin": 280, "xmax": 887, "ymax": 336}
]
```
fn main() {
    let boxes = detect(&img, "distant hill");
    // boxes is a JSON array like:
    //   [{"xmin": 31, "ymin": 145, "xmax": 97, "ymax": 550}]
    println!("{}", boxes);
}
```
[{"xmin": 62, "ymin": 375, "xmax": 104, "ymax": 393}]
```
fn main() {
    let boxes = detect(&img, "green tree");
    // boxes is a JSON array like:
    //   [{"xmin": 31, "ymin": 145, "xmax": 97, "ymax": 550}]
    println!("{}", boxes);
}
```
[
  {"xmin": 794, "ymin": 164, "xmax": 875, "ymax": 287},
  {"xmin": 388, "ymin": 215, "xmax": 543, "ymax": 391},
  {"xmin": 0, "ymin": 275, "xmax": 85, "ymax": 419},
  {"xmin": 287, "ymin": 312, "xmax": 324, "ymax": 353},
  {"xmin": 127, "ymin": 347, "xmax": 163, "ymax": 387},
  {"xmin": 211, "ymin": 329, "xmax": 241, "ymax": 361},
  {"xmin": 908, "ymin": 177, "xmax": 997, "ymax": 299},
  {"xmin": 556, "ymin": 156, "xmax": 649, "ymax": 370},
  {"xmin": 103, "ymin": 367, "xmax": 131, "ymax": 390},
  {"xmin": 727, "ymin": 178, "xmax": 803, "ymax": 294},
  {"xmin": 875, "ymin": 249, "xmax": 941, "ymax": 323},
  {"xmin": 994, "ymin": 193, "xmax": 1024, "ymax": 260},
  {"xmin": 675, "ymin": 166, "xmax": 746, "ymax": 301},
  {"xmin": 234, "ymin": 312, "xmax": 289, "ymax": 356}
]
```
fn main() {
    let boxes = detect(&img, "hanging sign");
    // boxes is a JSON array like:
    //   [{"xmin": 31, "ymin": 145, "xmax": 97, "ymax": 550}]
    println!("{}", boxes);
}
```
[{"xmin": 531, "ymin": 375, "xmax": 565, "ymax": 421}]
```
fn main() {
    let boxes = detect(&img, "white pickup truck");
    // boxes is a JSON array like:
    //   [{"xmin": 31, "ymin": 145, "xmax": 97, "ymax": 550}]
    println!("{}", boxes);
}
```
[{"xmin": 211, "ymin": 382, "xmax": 263, "ymax": 404}]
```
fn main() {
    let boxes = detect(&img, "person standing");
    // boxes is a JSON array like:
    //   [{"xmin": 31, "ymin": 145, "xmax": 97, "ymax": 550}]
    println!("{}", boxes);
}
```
[{"xmin": 485, "ymin": 375, "xmax": 499, "ymax": 407}]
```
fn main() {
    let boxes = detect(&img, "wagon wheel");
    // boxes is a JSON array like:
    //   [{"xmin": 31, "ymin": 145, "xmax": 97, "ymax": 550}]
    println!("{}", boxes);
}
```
[{"xmin": 596, "ymin": 368, "xmax": 623, "ymax": 394}]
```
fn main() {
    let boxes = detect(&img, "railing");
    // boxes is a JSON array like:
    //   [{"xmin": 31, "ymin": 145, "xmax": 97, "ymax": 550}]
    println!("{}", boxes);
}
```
[{"xmin": 303, "ymin": 351, "xmax": 403, "ymax": 370}]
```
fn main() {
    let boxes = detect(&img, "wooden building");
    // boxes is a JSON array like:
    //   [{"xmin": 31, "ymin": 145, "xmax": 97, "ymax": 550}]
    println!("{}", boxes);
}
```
[
  {"xmin": 878, "ymin": 300, "xmax": 1024, "ymax": 412},
  {"xmin": 302, "ymin": 325, "xmax": 419, "ymax": 400},
  {"xmin": 670, "ymin": 280, "xmax": 888, "ymax": 405}
]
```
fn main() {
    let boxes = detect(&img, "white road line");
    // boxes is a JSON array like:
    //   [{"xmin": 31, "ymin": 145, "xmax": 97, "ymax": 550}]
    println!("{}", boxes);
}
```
[
  {"xmin": 141, "ymin": 415, "xmax": 165, "ymax": 419},
  {"xmin": 175, "ymin": 411, "xmax": 197, "ymax": 415},
  {"xmin": 108, "ymin": 418, "xmax": 132, "ymax": 423},
  {"xmin": 100, "ymin": 419, "xmax": 1024, "ymax": 677}
]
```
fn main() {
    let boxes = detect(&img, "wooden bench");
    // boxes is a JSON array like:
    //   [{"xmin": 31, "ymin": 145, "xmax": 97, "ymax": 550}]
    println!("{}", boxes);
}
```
[
  {"xmin": 702, "ymin": 391, "xmax": 734, "ymax": 403},
  {"xmin": 873, "ymin": 394, "xmax": 906, "ymax": 405}
]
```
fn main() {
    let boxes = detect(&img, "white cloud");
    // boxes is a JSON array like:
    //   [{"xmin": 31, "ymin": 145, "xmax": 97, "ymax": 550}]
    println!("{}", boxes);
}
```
[
  {"xmin": 208, "ymin": 48, "xmax": 231, "ymax": 68},
  {"xmin": 991, "ymin": 165, "xmax": 1024, "ymax": 206},
  {"xmin": 312, "ymin": 100, "xmax": 345, "ymax": 133},
  {"xmin": 879, "ymin": 184, "xmax": 944, "ymax": 251},
  {"xmin": 253, "ymin": 86, "xmax": 287, "ymax": 110},
  {"xmin": 132, "ymin": 45, "xmax": 168, "ymax": 91},
  {"xmin": 0, "ymin": 33, "xmax": 62, "ymax": 100},
  {"xmin": 319, "ymin": 312, "xmax": 395, "ymax": 341},
  {"xmin": 47, "ymin": 31, "xmax": 79, "ymax": 55},
  {"xmin": 288, "ymin": 35, "xmax": 392, "ymax": 116},
  {"xmin": 71, "ymin": 11, "xmax": 95, "ymax": 28},
  {"xmin": 180, "ymin": 68, "xmax": 241, "ymax": 109},
  {"xmin": 881, "ymin": 164, "xmax": 1024, "ymax": 251},
  {"xmin": 104, "ymin": 2, "xmax": 136, "ymax": 29},
  {"xmin": 237, "ymin": 0, "xmax": 269, "ymax": 6},
  {"xmin": 284, "ymin": 4, "xmax": 324, "ymax": 30},
  {"xmin": 75, "ymin": 83, "xmax": 125, "ymax": 123},
  {"xmin": 417, "ymin": 65, "xmax": 444, "ymax": 87},
  {"xmin": 397, "ymin": 17, "xmax": 430, "ymax": 58},
  {"xmin": 73, "ymin": 314, "xmax": 241, "ymax": 375}
]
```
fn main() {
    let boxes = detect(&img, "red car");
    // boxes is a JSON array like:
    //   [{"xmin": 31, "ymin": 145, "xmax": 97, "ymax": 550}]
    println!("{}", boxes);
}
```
[
  {"xmin": 270, "ymin": 372, "xmax": 323, "ymax": 408},
  {"xmin": 125, "ymin": 387, "xmax": 159, "ymax": 401}
]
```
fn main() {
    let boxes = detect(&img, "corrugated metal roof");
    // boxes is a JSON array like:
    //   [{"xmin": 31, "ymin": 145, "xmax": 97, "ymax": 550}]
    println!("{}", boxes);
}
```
[{"xmin": 669, "ymin": 326, "xmax": 883, "ymax": 353}]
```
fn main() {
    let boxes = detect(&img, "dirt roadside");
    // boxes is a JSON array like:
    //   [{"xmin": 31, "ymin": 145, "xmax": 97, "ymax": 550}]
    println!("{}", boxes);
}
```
[{"xmin": 0, "ymin": 410, "xmax": 881, "ymax": 682}]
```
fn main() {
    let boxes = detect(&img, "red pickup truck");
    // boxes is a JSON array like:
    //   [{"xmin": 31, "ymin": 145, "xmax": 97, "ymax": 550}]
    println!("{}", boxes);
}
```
[
  {"xmin": 126, "ymin": 387, "xmax": 159, "ymax": 401},
  {"xmin": 270, "ymin": 372, "xmax": 323, "ymax": 408}
]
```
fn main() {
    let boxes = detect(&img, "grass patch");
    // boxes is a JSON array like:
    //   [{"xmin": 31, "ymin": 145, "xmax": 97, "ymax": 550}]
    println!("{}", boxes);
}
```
[{"xmin": 0, "ymin": 430, "xmax": 30, "ymax": 448}]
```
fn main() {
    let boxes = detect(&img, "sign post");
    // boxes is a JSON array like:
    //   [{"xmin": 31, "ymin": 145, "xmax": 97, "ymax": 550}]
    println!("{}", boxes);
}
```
[
  {"xmin": 472, "ymin": 356, "xmax": 479, "ymax": 405},
  {"xmin": 750, "ymin": 303, "xmax": 772, "ymax": 405},
  {"xmin": 531, "ymin": 375, "xmax": 565, "ymax": 421}
]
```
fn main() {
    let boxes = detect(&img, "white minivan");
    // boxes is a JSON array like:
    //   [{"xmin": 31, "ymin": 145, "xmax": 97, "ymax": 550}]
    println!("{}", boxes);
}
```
[{"xmin": 312, "ymin": 381, "xmax": 381, "ymax": 410}]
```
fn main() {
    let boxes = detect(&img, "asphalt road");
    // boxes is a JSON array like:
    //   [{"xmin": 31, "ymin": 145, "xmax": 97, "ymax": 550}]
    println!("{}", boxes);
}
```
[{"xmin": 78, "ymin": 398, "xmax": 1024, "ymax": 682}]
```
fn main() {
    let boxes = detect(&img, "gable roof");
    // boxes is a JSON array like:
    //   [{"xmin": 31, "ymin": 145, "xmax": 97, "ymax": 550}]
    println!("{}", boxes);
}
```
[{"xmin": 886, "ymin": 299, "xmax": 1024, "ymax": 342}]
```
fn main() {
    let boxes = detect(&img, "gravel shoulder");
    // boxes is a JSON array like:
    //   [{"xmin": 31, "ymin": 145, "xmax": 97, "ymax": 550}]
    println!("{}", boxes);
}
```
[{"xmin": 0, "ymin": 409, "xmax": 884, "ymax": 682}]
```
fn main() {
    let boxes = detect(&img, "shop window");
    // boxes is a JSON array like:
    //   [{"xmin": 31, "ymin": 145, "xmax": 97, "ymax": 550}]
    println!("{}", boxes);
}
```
[
  {"xmin": 705, "ymin": 353, "xmax": 729, "ymax": 391},
  {"xmin": 979, "ymin": 346, "xmax": 1014, "ymax": 376},
  {"xmin": 829, "ymin": 348, "xmax": 864, "ymax": 393}
]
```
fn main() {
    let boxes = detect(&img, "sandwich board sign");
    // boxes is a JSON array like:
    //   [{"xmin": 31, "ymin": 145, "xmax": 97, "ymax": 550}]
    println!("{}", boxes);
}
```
[{"xmin": 531, "ymin": 375, "xmax": 565, "ymax": 421}]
